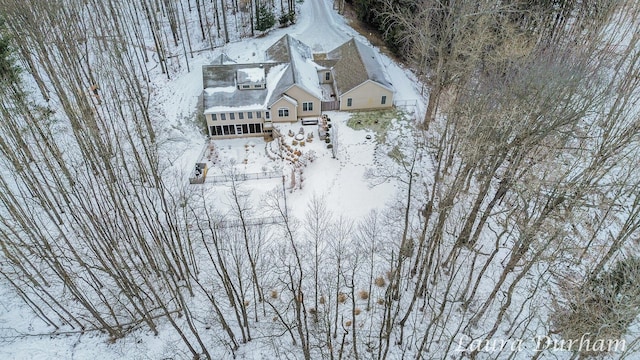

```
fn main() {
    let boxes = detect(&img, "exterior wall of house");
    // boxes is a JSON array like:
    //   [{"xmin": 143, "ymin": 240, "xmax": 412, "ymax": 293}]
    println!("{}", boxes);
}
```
[
  {"xmin": 319, "ymin": 70, "xmax": 333, "ymax": 84},
  {"xmin": 285, "ymin": 85, "xmax": 321, "ymax": 118},
  {"xmin": 339, "ymin": 80, "xmax": 394, "ymax": 111},
  {"xmin": 270, "ymin": 97, "xmax": 297, "ymax": 123},
  {"xmin": 206, "ymin": 110, "xmax": 267, "ymax": 138}
]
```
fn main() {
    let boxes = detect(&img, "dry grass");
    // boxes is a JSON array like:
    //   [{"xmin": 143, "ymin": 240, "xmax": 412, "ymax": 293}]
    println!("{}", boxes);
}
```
[
  {"xmin": 270, "ymin": 290, "xmax": 278, "ymax": 299},
  {"xmin": 376, "ymin": 298, "xmax": 384, "ymax": 305},
  {"xmin": 358, "ymin": 290, "xmax": 369, "ymax": 300},
  {"xmin": 354, "ymin": 308, "xmax": 362, "ymax": 316},
  {"xmin": 345, "ymin": 320, "xmax": 352, "ymax": 327},
  {"xmin": 319, "ymin": 295, "xmax": 326, "ymax": 305},
  {"xmin": 338, "ymin": 292, "xmax": 348, "ymax": 304},
  {"xmin": 386, "ymin": 270, "xmax": 394, "ymax": 280},
  {"xmin": 375, "ymin": 277, "xmax": 386, "ymax": 287}
]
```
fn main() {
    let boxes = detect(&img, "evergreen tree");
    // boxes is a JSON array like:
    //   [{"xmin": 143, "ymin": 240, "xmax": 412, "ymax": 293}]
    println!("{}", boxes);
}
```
[{"xmin": 256, "ymin": 3, "xmax": 275, "ymax": 32}]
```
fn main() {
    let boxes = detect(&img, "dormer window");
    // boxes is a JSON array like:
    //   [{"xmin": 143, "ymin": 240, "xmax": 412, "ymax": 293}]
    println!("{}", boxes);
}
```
[{"xmin": 237, "ymin": 67, "xmax": 266, "ymax": 90}]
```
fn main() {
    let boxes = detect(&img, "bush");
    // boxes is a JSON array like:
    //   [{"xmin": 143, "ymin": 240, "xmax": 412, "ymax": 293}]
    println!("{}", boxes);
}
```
[
  {"xmin": 553, "ymin": 256, "xmax": 640, "ymax": 356},
  {"xmin": 279, "ymin": 11, "xmax": 296, "ymax": 27},
  {"xmin": 256, "ymin": 4, "xmax": 276, "ymax": 32},
  {"xmin": 338, "ymin": 292, "xmax": 347, "ymax": 303}
]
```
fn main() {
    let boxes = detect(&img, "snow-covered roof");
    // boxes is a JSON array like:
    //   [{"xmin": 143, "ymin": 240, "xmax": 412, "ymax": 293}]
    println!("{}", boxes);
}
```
[
  {"xmin": 211, "ymin": 53, "xmax": 236, "ymax": 65},
  {"xmin": 203, "ymin": 37, "xmax": 393, "ymax": 113},
  {"xmin": 203, "ymin": 63, "xmax": 288, "ymax": 114},
  {"xmin": 237, "ymin": 67, "xmax": 265, "ymax": 84},
  {"xmin": 265, "ymin": 35, "xmax": 323, "ymax": 99}
]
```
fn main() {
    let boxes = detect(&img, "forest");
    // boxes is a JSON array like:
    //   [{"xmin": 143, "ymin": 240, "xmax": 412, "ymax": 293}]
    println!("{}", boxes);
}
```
[{"xmin": 0, "ymin": 0, "xmax": 639, "ymax": 358}]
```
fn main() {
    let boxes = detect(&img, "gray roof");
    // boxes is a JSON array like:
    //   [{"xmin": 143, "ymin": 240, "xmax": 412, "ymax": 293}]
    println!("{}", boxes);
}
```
[
  {"xmin": 265, "ymin": 35, "xmax": 322, "ymax": 99},
  {"xmin": 203, "ymin": 36, "xmax": 393, "ymax": 114},
  {"xmin": 211, "ymin": 53, "xmax": 236, "ymax": 65},
  {"xmin": 202, "ymin": 63, "xmax": 288, "ymax": 113},
  {"xmin": 265, "ymin": 34, "xmax": 313, "ymax": 62},
  {"xmin": 325, "ymin": 38, "xmax": 392, "ymax": 95}
]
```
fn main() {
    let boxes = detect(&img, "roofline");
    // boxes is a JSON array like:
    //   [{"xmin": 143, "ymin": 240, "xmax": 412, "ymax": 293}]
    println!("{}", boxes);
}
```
[
  {"xmin": 282, "ymin": 84, "xmax": 322, "ymax": 101},
  {"xmin": 339, "ymin": 79, "xmax": 394, "ymax": 98}
]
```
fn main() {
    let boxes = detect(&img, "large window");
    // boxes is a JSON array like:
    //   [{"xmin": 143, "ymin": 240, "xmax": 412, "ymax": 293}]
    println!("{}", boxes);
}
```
[
  {"xmin": 278, "ymin": 108, "xmax": 289, "ymax": 117},
  {"xmin": 302, "ymin": 102, "xmax": 313, "ymax": 111},
  {"xmin": 381, "ymin": 95, "xmax": 387, "ymax": 105},
  {"xmin": 256, "ymin": 111, "xmax": 262, "ymax": 118},
  {"xmin": 347, "ymin": 98, "xmax": 352, "ymax": 107},
  {"xmin": 247, "ymin": 123, "xmax": 263, "ymax": 134}
]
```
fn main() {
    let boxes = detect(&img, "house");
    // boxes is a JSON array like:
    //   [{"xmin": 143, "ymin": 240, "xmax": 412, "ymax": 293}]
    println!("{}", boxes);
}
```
[
  {"xmin": 317, "ymin": 39, "xmax": 394, "ymax": 111},
  {"xmin": 202, "ymin": 36, "xmax": 393, "ymax": 139}
]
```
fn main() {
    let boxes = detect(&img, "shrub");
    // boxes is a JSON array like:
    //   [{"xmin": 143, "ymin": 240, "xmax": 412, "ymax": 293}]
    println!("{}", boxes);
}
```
[
  {"xmin": 358, "ymin": 290, "xmax": 369, "ymax": 300},
  {"xmin": 256, "ymin": 4, "xmax": 275, "ymax": 32},
  {"xmin": 338, "ymin": 292, "xmax": 347, "ymax": 303},
  {"xmin": 552, "ymin": 256, "xmax": 640, "ymax": 356},
  {"xmin": 375, "ymin": 277, "xmax": 386, "ymax": 287}
]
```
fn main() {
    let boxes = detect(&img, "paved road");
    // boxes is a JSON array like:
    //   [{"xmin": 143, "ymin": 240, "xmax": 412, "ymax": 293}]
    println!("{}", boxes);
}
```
[{"xmin": 295, "ymin": 0, "xmax": 352, "ymax": 52}]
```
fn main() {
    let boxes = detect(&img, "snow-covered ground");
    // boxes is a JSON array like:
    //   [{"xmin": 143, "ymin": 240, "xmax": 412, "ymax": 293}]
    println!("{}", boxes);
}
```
[{"xmin": 0, "ymin": 0, "xmax": 424, "ymax": 358}]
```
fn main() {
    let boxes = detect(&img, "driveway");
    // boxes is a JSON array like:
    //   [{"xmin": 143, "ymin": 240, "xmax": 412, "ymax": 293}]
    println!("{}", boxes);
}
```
[{"xmin": 295, "ymin": 0, "xmax": 352, "ymax": 52}]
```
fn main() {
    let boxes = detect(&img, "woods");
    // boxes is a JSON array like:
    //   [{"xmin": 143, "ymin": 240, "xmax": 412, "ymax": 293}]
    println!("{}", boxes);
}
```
[{"xmin": 0, "ymin": 0, "xmax": 639, "ymax": 359}]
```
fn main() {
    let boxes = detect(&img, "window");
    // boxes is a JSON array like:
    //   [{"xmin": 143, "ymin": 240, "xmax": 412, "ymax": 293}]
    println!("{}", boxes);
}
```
[
  {"xmin": 254, "ymin": 84, "xmax": 262, "ymax": 89},
  {"xmin": 242, "ymin": 124, "xmax": 249, "ymax": 133},
  {"xmin": 303, "ymin": 102, "xmax": 313, "ymax": 111},
  {"xmin": 278, "ymin": 108, "xmax": 289, "ymax": 117},
  {"xmin": 347, "ymin": 98, "xmax": 352, "ymax": 107},
  {"xmin": 230, "ymin": 113, "xmax": 235, "ymax": 120},
  {"xmin": 325, "ymin": 72, "xmax": 330, "ymax": 81},
  {"xmin": 238, "ymin": 112, "xmax": 244, "ymax": 120},
  {"xmin": 256, "ymin": 111, "xmax": 262, "ymax": 118},
  {"xmin": 212, "ymin": 114, "xmax": 217, "ymax": 121},
  {"xmin": 256, "ymin": 123, "xmax": 262, "ymax": 133},
  {"xmin": 266, "ymin": 111, "xmax": 270, "ymax": 119},
  {"xmin": 242, "ymin": 85, "xmax": 250, "ymax": 89},
  {"xmin": 221, "ymin": 113, "xmax": 226, "ymax": 120},
  {"xmin": 381, "ymin": 95, "xmax": 387, "ymax": 105},
  {"xmin": 249, "ymin": 124, "xmax": 256, "ymax": 133},
  {"xmin": 209, "ymin": 126, "xmax": 215, "ymax": 135},
  {"xmin": 247, "ymin": 112, "xmax": 253, "ymax": 119}
]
